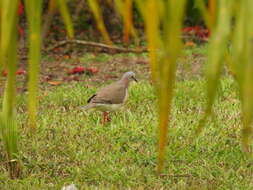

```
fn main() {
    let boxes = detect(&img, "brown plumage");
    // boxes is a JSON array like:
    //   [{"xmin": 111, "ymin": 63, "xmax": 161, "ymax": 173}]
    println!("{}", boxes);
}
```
[{"xmin": 88, "ymin": 82, "xmax": 127, "ymax": 104}]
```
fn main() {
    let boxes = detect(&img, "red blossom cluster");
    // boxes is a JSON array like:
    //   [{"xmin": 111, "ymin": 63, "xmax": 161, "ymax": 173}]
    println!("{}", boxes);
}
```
[
  {"xmin": 183, "ymin": 26, "xmax": 210, "ymax": 41},
  {"xmin": 18, "ymin": 1, "xmax": 24, "ymax": 36},
  {"xmin": 67, "ymin": 66, "xmax": 98, "ymax": 75}
]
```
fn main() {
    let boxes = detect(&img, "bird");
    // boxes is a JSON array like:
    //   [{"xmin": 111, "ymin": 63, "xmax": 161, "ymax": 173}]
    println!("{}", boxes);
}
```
[{"xmin": 81, "ymin": 71, "xmax": 137, "ymax": 124}]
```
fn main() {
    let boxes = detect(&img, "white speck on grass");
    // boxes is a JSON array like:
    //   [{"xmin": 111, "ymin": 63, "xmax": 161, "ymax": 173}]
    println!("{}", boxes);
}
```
[{"xmin": 61, "ymin": 184, "xmax": 78, "ymax": 190}]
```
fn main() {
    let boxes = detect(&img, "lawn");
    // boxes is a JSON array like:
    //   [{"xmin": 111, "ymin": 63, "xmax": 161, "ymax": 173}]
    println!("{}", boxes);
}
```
[{"xmin": 0, "ymin": 47, "xmax": 253, "ymax": 189}]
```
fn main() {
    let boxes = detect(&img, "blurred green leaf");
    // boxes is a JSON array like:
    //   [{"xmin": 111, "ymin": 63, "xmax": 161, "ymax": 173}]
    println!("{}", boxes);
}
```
[
  {"xmin": 142, "ymin": 0, "xmax": 161, "ymax": 81},
  {"xmin": 0, "ymin": 4, "xmax": 20, "ymax": 178},
  {"xmin": 123, "ymin": 0, "xmax": 132, "ymax": 44},
  {"xmin": 42, "ymin": 0, "xmax": 57, "ymax": 39},
  {"xmin": 114, "ymin": 0, "xmax": 139, "ymax": 45},
  {"xmin": 57, "ymin": 0, "xmax": 74, "ymax": 38},
  {"xmin": 25, "ymin": 0, "xmax": 43, "ymax": 130},
  {"xmin": 195, "ymin": 0, "xmax": 211, "ymax": 29},
  {"xmin": 208, "ymin": 0, "xmax": 217, "ymax": 28},
  {"xmin": 196, "ymin": 0, "xmax": 232, "ymax": 135},
  {"xmin": 0, "ymin": 0, "xmax": 18, "ymax": 70},
  {"xmin": 87, "ymin": 0, "xmax": 112, "ymax": 44},
  {"xmin": 231, "ymin": 0, "xmax": 253, "ymax": 152},
  {"xmin": 0, "ymin": 115, "xmax": 19, "ymax": 178},
  {"xmin": 157, "ymin": 0, "xmax": 186, "ymax": 174}
]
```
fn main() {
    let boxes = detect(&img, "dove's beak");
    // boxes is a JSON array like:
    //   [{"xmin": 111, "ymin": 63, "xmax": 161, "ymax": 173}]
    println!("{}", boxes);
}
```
[{"xmin": 132, "ymin": 76, "xmax": 138, "ymax": 82}]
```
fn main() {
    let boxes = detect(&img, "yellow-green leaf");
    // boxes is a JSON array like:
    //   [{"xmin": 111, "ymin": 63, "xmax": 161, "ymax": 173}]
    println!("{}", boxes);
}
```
[
  {"xmin": 114, "ymin": 0, "xmax": 139, "ymax": 45},
  {"xmin": 231, "ymin": 0, "xmax": 253, "ymax": 152},
  {"xmin": 87, "ymin": 0, "xmax": 112, "ymax": 45},
  {"xmin": 57, "ymin": 0, "xmax": 74, "ymax": 38},
  {"xmin": 25, "ymin": 0, "xmax": 43, "ymax": 130},
  {"xmin": 196, "ymin": 0, "xmax": 232, "ymax": 135},
  {"xmin": 0, "ymin": 0, "xmax": 18, "ymax": 70}
]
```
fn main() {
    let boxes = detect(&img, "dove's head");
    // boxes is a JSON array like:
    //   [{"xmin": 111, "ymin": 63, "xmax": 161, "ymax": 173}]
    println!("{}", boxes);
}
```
[
  {"xmin": 122, "ymin": 71, "xmax": 137, "ymax": 82},
  {"xmin": 120, "ymin": 71, "xmax": 137, "ymax": 87}
]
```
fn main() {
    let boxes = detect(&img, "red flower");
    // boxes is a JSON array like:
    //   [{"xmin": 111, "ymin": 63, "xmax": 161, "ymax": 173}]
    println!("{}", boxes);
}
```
[
  {"xmin": 68, "ymin": 66, "xmax": 86, "ymax": 74},
  {"xmin": 18, "ymin": 1, "xmax": 24, "ymax": 16},
  {"xmin": 182, "ymin": 26, "xmax": 210, "ymax": 40}
]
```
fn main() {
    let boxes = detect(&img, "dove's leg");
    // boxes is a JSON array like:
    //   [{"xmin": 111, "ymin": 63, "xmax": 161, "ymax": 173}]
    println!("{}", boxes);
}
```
[
  {"xmin": 105, "ymin": 112, "xmax": 111, "ymax": 122},
  {"xmin": 101, "ymin": 112, "xmax": 111, "ymax": 124}
]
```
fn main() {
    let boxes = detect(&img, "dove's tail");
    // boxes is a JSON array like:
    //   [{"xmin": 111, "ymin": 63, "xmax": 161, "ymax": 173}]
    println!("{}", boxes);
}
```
[{"xmin": 79, "ymin": 104, "xmax": 95, "ymax": 111}]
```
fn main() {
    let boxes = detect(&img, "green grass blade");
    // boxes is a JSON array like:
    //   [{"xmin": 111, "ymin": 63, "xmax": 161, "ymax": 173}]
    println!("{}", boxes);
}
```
[{"xmin": 25, "ymin": 0, "xmax": 42, "ymax": 130}]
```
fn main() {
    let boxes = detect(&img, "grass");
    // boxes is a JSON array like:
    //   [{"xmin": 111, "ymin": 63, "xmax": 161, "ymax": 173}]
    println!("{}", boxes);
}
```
[{"xmin": 1, "ymin": 73, "xmax": 253, "ymax": 189}]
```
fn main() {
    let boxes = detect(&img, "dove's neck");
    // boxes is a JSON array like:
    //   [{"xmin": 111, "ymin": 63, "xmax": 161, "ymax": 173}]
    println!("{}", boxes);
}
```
[{"xmin": 119, "ymin": 77, "xmax": 130, "ymax": 88}]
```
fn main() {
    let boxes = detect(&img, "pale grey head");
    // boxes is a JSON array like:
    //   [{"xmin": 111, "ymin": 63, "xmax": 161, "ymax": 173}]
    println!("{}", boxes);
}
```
[
  {"xmin": 120, "ymin": 71, "xmax": 137, "ymax": 87},
  {"xmin": 121, "ymin": 71, "xmax": 137, "ymax": 81}
]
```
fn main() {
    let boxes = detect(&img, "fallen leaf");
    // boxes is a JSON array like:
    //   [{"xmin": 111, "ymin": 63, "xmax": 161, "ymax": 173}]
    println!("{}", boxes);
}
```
[
  {"xmin": 192, "ymin": 53, "xmax": 202, "ymax": 57},
  {"xmin": 63, "ymin": 55, "xmax": 70, "ymax": 59},
  {"xmin": 86, "ymin": 67, "xmax": 98, "ymax": 74},
  {"xmin": 1, "ymin": 69, "xmax": 26, "ymax": 76},
  {"xmin": 185, "ymin": 41, "xmax": 196, "ymax": 47},
  {"xmin": 136, "ymin": 59, "xmax": 148, "ymax": 65},
  {"xmin": 73, "ymin": 76, "xmax": 80, "ymax": 81},
  {"xmin": 16, "ymin": 69, "xmax": 26, "ymax": 75},
  {"xmin": 2, "ymin": 70, "xmax": 7, "ymax": 76},
  {"xmin": 47, "ymin": 81, "xmax": 62, "ymax": 85}
]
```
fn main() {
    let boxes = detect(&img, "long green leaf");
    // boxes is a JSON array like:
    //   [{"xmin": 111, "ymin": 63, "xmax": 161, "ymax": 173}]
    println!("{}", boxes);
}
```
[
  {"xmin": 0, "ymin": 115, "xmax": 19, "ymax": 178},
  {"xmin": 57, "ymin": 0, "xmax": 74, "ymax": 38},
  {"xmin": 196, "ymin": 0, "xmax": 232, "ymax": 135},
  {"xmin": 195, "ymin": 0, "xmax": 211, "ymax": 29},
  {"xmin": 0, "ymin": 0, "xmax": 18, "ymax": 70},
  {"xmin": 87, "ymin": 0, "xmax": 112, "ymax": 44},
  {"xmin": 114, "ymin": 0, "xmax": 139, "ymax": 45},
  {"xmin": 143, "ymin": 0, "xmax": 161, "ymax": 81},
  {"xmin": 231, "ymin": 0, "xmax": 253, "ymax": 152},
  {"xmin": 25, "ymin": 0, "xmax": 42, "ymax": 130},
  {"xmin": 208, "ymin": 0, "xmax": 217, "ymax": 28},
  {"xmin": 42, "ymin": 0, "xmax": 57, "ymax": 40},
  {"xmin": 0, "ymin": 4, "xmax": 20, "ymax": 178},
  {"xmin": 157, "ymin": 0, "xmax": 186, "ymax": 173}
]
